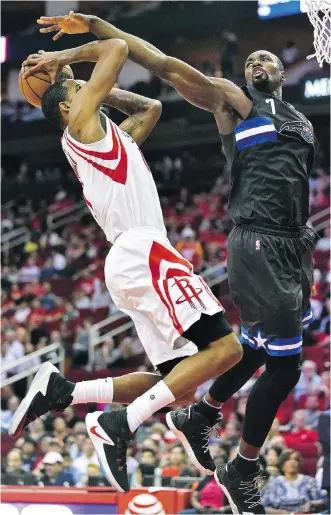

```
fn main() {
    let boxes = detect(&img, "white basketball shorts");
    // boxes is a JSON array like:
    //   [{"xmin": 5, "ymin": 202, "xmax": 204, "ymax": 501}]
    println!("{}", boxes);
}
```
[{"xmin": 105, "ymin": 227, "xmax": 224, "ymax": 368}]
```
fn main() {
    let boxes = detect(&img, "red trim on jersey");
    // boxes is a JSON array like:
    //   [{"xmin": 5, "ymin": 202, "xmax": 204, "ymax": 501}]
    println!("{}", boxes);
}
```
[
  {"xmin": 63, "ymin": 120, "xmax": 127, "ymax": 185},
  {"xmin": 149, "ymin": 241, "xmax": 194, "ymax": 334}
]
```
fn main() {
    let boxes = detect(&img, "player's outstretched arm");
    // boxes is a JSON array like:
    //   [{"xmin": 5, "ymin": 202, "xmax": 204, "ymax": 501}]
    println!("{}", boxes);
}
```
[
  {"xmin": 37, "ymin": 12, "xmax": 251, "ymax": 123},
  {"xmin": 104, "ymin": 89, "xmax": 162, "ymax": 146}
]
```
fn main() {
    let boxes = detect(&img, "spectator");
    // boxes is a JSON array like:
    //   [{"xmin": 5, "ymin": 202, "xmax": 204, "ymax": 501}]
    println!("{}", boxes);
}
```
[
  {"xmin": 91, "ymin": 280, "xmax": 112, "ymax": 309},
  {"xmin": 52, "ymin": 249, "xmax": 67, "ymax": 272},
  {"xmin": 72, "ymin": 438, "xmax": 99, "ymax": 485},
  {"xmin": 264, "ymin": 446, "xmax": 282, "ymax": 478},
  {"xmin": 318, "ymin": 410, "xmax": 330, "ymax": 509},
  {"xmin": 315, "ymin": 227, "xmax": 330, "ymax": 251},
  {"xmin": 19, "ymin": 256, "xmax": 41, "ymax": 283},
  {"xmin": 3, "ymin": 330, "xmax": 25, "ymax": 375},
  {"xmin": 262, "ymin": 449, "xmax": 325, "ymax": 513},
  {"xmin": 69, "ymin": 432, "xmax": 87, "ymax": 461},
  {"xmin": 133, "ymin": 448, "xmax": 158, "ymax": 487},
  {"xmin": 53, "ymin": 416, "xmax": 70, "ymax": 442},
  {"xmin": 63, "ymin": 406, "xmax": 83, "ymax": 429},
  {"xmin": 162, "ymin": 444, "xmax": 186, "ymax": 477},
  {"xmin": 282, "ymin": 40, "xmax": 300, "ymax": 65},
  {"xmin": 220, "ymin": 30, "xmax": 239, "ymax": 78},
  {"xmin": 303, "ymin": 394, "xmax": 322, "ymax": 429},
  {"xmin": 179, "ymin": 456, "xmax": 226, "ymax": 514},
  {"xmin": 1, "ymin": 395, "xmax": 20, "ymax": 433},
  {"xmin": 28, "ymin": 418, "xmax": 46, "ymax": 443},
  {"xmin": 294, "ymin": 360, "xmax": 321, "ymax": 401},
  {"xmin": 176, "ymin": 227, "xmax": 204, "ymax": 272},
  {"xmin": 72, "ymin": 319, "xmax": 92, "ymax": 367},
  {"xmin": 40, "ymin": 451, "xmax": 74, "ymax": 486},
  {"xmin": 2, "ymin": 449, "xmax": 37, "ymax": 486},
  {"xmin": 221, "ymin": 420, "xmax": 241, "ymax": 446},
  {"xmin": 20, "ymin": 439, "xmax": 36, "ymax": 471}
]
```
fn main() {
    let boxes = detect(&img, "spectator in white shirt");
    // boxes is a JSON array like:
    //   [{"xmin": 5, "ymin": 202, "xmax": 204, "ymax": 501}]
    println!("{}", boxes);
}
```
[
  {"xmin": 3, "ymin": 330, "xmax": 25, "ymax": 374},
  {"xmin": 1, "ymin": 396, "xmax": 20, "ymax": 433},
  {"xmin": 316, "ymin": 227, "xmax": 330, "ymax": 251},
  {"xmin": 72, "ymin": 438, "xmax": 99, "ymax": 485},
  {"xmin": 19, "ymin": 256, "xmax": 41, "ymax": 283},
  {"xmin": 73, "ymin": 291, "xmax": 92, "ymax": 310},
  {"xmin": 91, "ymin": 280, "xmax": 112, "ymax": 310},
  {"xmin": 294, "ymin": 360, "xmax": 321, "ymax": 401},
  {"xmin": 52, "ymin": 250, "xmax": 66, "ymax": 271}
]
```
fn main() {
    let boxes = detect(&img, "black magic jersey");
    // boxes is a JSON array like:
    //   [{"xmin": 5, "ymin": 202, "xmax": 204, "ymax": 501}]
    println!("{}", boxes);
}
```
[{"xmin": 221, "ymin": 86, "xmax": 316, "ymax": 227}]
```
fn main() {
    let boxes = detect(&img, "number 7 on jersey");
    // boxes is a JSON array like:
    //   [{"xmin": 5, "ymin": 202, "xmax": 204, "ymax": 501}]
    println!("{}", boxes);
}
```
[{"xmin": 265, "ymin": 98, "xmax": 276, "ymax": 115}]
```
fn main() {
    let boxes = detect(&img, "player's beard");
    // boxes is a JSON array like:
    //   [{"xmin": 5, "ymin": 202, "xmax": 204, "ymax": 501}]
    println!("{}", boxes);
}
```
[{"xmin": 252, "ymin": 75, "xmax": 272, "ymax": 93}]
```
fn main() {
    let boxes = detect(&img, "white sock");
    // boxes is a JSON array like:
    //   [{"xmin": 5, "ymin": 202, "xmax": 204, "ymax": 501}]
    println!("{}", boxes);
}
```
[
  {"xmin": 126, "ymin": 380, "xmax": 175, "ymax": 433},
  {"xmin": 238, "ymin": 451, "xmax": 259, "ymax": 461},
  {"xmin": 71, "ymin": 378, "xmax": 114, "ymax": 405},
  {"xmin": 202, "ymin": 396, "xmax": 222, "ymax": 410}
]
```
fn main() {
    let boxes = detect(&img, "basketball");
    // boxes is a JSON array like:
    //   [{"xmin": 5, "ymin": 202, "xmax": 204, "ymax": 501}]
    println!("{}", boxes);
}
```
[{"xmin": 19, "ymin": 64, "xmax": 74, "ymax": 108}]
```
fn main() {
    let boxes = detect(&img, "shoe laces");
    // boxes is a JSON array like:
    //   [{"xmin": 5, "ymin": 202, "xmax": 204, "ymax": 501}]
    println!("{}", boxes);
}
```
[
  {"xmin": 238, "ymin": 473, "xmax": 265, "ymax": 509},
  {"xmin": 201, "ymin": 413, "xmax": 223, "ymax": 452}
]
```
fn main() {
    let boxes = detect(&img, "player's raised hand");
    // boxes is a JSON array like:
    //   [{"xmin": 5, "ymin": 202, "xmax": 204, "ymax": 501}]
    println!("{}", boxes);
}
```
[
  {"xmin": 37, "ymin": 10, "xmax": 90, "ymax": 41},
  {"xmin": 23, "ymin": 50, "xmax": 65, "ymax": 83}
]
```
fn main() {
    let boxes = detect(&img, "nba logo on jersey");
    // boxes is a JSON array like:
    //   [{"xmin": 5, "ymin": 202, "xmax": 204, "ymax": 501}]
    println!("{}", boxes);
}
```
[{"xmin": 256, "ymin": 239, "xmax": 261, "ymax": 250}]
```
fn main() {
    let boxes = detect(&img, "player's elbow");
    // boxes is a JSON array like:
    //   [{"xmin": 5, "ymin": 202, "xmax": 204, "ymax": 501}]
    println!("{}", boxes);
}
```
[
  {"xmin": 150, "ymin": 100, "xmax": 162, "ymax": 118},
  {"xmin": 107, "ymin": 38, "xmax": 129, "ymax": 58}
]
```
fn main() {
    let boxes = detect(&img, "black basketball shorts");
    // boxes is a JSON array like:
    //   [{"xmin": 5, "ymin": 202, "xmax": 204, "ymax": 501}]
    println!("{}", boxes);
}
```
[{"xmin": 227, "ymin": 224, "xmax": 316, "ymax": 358}]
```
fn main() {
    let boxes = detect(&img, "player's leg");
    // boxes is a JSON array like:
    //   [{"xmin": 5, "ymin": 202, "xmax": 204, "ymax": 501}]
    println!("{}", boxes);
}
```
[
  {"xmin": 214, "ymin": 227, "xmax": 305, "ymax": 515},
  {"xmin": 166, "ymin": 344, "xmax": 266, "ymax": 472},
  {"xmin": 85, "ymin": 312, "xmax": 242, "ymax": 492},
  {"xmin": 8, "ymin": 362, "xmax": 196, "ymax": 438}
]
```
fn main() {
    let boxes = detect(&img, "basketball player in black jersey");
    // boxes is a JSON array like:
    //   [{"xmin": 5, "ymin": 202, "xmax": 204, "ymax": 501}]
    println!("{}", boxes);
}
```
[{"xmin": 35, "ymin": 12, "xmax": 317, "ymax": 514}]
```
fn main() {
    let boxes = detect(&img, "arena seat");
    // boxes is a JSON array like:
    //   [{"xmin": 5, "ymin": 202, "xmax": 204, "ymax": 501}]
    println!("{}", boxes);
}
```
[
  {"xmin": 50, "ymin": 278, "xmax": 75, "ymax": 297},
  {"xmin": 303, "ymin": 347, "xmax": 326, "ymax": 374}
]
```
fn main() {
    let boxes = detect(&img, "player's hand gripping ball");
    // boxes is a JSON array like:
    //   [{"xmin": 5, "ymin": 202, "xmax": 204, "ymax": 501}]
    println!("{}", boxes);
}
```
[{"xmin": 19, "ymin": 56, "xmax": 74, "ymax": 108}]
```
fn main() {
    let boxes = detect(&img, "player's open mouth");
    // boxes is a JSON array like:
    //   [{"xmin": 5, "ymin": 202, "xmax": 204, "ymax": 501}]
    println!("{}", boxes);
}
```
[{"xmin": 253, "ymin": 68, "xmax": 266, "ymax": 78}]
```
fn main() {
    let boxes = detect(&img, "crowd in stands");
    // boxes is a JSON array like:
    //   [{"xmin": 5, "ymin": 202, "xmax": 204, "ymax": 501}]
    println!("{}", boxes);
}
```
[{"xmin": 1, "ymin": 105, "xmax": 330, "ymax": 514}]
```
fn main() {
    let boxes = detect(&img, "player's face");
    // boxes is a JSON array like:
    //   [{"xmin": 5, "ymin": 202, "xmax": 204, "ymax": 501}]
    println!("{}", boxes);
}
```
[
  {"xmin": 245, "ymin": 51, "xmax": 284, "ymax": 92},
  {"xmin": 65, "ymin": 79, "xmax": 86, "ymax": 106}
]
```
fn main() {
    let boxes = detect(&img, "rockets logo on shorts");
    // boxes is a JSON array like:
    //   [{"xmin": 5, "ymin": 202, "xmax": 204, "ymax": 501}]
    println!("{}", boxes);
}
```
[{"xmin": 173, "ymin": 277, "xmax": 206, "ymax": 309}]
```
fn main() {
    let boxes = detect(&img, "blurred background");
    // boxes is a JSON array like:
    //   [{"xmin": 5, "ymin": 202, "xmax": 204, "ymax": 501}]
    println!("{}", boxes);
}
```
[{"xmin": 1, "ymin": 1, "xmax": 330, "ymax": 514}]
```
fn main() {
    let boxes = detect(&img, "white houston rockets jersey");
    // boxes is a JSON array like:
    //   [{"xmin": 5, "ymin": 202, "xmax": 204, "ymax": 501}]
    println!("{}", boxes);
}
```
[{"xmin": 61, "ymin": 116, "xmax": 166, "ymax": 244}]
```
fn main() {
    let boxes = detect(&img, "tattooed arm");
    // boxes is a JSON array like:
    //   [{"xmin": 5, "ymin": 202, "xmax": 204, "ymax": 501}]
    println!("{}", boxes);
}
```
[{"xmin": 103, "ymin": 88, "xmax": 162, "ymax": 146}]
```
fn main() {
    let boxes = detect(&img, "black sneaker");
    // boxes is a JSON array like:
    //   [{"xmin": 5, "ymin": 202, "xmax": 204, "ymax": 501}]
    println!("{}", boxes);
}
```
[
  {"xmin": 214, "ymin": 460, "xmax": 266, "ymax": 514},
  {"xmin": 86, "ymin": 409, "xmax": 132, "ymax": 493},
  {"xmin": 9, "ymin": 362, "xmax": 74, "ymax": 437},
  {"xmin": 166, "ymin": 406, "xmax": 219, "ymax": 475}
]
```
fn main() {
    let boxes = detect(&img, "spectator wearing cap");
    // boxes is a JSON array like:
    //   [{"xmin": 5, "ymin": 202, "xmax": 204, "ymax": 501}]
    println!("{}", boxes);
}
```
[
  {"xmin": 2, "ymin": 449, "xmax": 37, "ymax": 486},
  {"xmin": 294, "ymin": 360, "xmax": 322, "ymax": 401},
  {"xmin": 176, "ymin": 227, "xmax": 204, "ymax": 273},
  {"xmin": 40, "ymin": 452, "xmax": 74, "ymax": 486}
]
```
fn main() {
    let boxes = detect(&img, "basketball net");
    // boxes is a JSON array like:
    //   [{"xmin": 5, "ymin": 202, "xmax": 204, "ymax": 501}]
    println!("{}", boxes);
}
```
[{"xmin": 305, "ymin": 0, "xmax": 331, "ymax": 66}]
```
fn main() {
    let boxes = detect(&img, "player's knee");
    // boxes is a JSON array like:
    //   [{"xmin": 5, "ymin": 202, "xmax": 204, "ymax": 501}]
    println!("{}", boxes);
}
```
[
  {"xmin": 265, "ymin": 365, "xmax": 301, "ymax": 403},
  {"xmin": 213, "ymin": 332, "xmax": 243, "ymax": 369}
]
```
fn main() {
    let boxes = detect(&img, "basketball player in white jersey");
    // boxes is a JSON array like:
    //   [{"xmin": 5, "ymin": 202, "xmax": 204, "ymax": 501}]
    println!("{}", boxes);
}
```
[{"xmin": 10, "ymin": 39, "xmax": 243, "ymax": 492}]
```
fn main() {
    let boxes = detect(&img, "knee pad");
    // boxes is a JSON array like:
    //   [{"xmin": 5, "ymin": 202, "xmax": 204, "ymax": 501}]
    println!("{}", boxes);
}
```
[{"xmin": 262, "ymin": 363, "xmax": 301, "ymax": 403}]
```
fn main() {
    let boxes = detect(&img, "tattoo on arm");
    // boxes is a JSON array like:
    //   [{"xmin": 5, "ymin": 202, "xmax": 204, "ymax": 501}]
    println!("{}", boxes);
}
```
[
  {"xmin": 120, "ymin": 116, "xmax": 144, "ymax": 136},
  {"xmin": 106, "ymin": 90, "xmax": 151, "ymax": 116}
]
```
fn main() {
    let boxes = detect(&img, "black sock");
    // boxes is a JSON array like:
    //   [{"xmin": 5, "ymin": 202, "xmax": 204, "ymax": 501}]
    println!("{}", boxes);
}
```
[
  {"xmin": 234, "ymin": 453, "xmax": 260, "ymax": 477},
  {"xmin": 194, "ymin": 396, "xmax": 220, "ymax": 424}
]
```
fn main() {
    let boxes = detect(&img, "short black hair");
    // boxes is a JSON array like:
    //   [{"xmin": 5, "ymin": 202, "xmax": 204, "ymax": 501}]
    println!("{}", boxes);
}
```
[{"xmin": 42, "ymin": 79, "xmax": 68, "ymax": 129}]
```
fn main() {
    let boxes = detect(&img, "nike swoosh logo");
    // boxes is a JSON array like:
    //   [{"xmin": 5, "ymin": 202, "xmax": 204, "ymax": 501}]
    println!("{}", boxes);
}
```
[{"xmin": 90, "ymin": 425, "xmax": 115, "ymax": 445}]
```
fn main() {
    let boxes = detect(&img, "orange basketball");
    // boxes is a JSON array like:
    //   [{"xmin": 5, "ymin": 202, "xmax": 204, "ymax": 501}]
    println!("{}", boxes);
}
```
[{"xmin": 19, "ymin": 64, "xmax": 74, "ymax": 108}]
